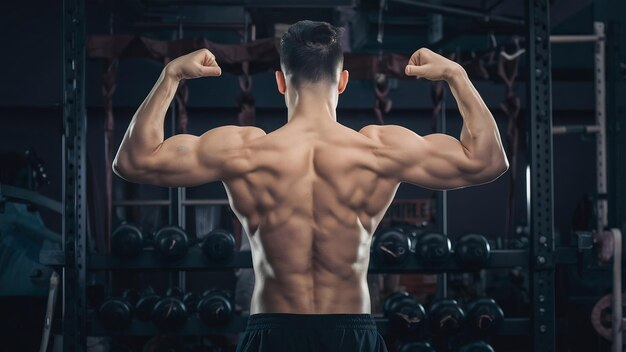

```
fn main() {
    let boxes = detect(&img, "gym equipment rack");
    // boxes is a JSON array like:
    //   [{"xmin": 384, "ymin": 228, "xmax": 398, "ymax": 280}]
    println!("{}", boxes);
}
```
[
  {"xmin": 525, "ymin": 1, "xmax": 555, "ymax": 350},
  {"xmin": 62, "ymin": 0, "xmax": 87, "ymax": 350}
]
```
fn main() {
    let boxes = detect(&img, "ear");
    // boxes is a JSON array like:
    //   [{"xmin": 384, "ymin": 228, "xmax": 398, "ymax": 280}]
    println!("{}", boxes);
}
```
[
  {"xmin": 275, "ymin": 71, "xmax": 286, "ymax": 95},
  {"xmin": 338, "ymin": 70, "xmax": 349, "ymax": 94}
]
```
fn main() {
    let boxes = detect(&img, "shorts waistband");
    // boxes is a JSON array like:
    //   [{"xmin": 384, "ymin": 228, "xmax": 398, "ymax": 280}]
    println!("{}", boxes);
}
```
[{"xmin": 245, "ymin": 313, "xmax": 378, "ymax": 331}]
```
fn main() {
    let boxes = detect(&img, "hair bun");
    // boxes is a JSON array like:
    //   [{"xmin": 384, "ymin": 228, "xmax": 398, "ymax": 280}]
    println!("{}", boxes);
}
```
[{"xmin": 301, "ymin": 22, "xmax": 336, "ymax": 46}]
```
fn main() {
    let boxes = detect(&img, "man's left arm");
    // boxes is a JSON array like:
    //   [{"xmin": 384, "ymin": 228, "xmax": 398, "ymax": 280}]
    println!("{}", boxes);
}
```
[{"xmin": 112, "ymin": 49, "xmax": 265, "ymax": 187}]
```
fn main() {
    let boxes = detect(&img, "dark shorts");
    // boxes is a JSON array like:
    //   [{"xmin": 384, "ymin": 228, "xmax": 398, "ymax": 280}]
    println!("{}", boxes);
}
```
[{"xmin": 235, "ymin": 313, "xmax": 389, "ymax": 352}]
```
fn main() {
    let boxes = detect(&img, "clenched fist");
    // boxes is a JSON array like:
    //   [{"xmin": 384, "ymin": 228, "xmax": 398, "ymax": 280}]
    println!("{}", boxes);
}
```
[
  {"xmin": 405, "ymin": 48, "xmax": 463, "ymax": 81},
  {"xmin": 165, "ymin": 49, "xmax": 222, "ymax": 81}
]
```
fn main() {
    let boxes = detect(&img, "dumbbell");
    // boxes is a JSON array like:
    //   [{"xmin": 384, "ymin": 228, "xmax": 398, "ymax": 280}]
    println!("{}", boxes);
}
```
[
  {"xmin": 428, "ymin": 300, "xmax": 465, "ymax": 337},
  {"xmin": 166, "ymin": 286, "xmax": 184, "ymax": 298},
  {"xmin": 183, "ymin": 291, "xmax": 202, "ymax": 314},
  {"xmin": 110, "ymin": 223, "xmax": 144, "ymax": 258},
  {"xmin": 465, "ymin": 298, "xmax": 504, "ymax": 336},
  {"xmin": 154, "ymin": 225, "xmax": 189, "ymax": 260},
  {"xmin": 454, "ymin": 234, "xmax": 491, "ymax": 268},
  {"xmin": 135, "ymin": 287, "xmax": 161, "ymax": 321},
  {"xmin": 372, "ymin": 227, "xmax": 411, "ymax": 266},
  {"xmin": 198, "ymin": 289, "xmax": 233, "ymax": 326},
  {"xmin": 98, "ymin": 296, "xmax": 133, "ymax": 330},
  {"xmin": 111, "ymin": 224, "xmax": 191, "ymax": 260},
  {"xmin": 121, "ymin": 288, "xmax": 140, "ymax": 306},
  {"xmin": 201, "ymin": 228, "xmax": 236, "ymax": 262},
  {"xmin": 383, "ymin": 291, "xmax": 426, "ymax": 335},
  {"xmin": 414, "ymin": 230, "xmax": 451, "ymax": 266},
  {"xmin": 152, "ymin": 287, "xmax": 188, "ymax": 329},
  {"xmin": 398, "ymin": 342, "xmax": 436, "ymax": 352},
  {"xmin": 458, "ymin": 341, "xmax": 495, "ymax": 352}
]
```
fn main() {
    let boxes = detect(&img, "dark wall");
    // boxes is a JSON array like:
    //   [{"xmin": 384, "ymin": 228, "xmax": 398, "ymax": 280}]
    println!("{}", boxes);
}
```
[{"xmin": 0, "ymin": 0, "xmax": 62, "ymax": 107}]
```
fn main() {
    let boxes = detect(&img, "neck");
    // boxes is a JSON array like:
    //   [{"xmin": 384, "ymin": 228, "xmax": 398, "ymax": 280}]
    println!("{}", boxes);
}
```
[{"xmin": 286, "ymin": 84, "xmax": 338, "ymax": 123}]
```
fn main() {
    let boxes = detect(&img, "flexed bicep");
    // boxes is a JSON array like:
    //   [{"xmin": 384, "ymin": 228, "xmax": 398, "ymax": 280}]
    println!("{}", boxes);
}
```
[
  {"xmin": 112, "ymin": 48, "xmax": 235, "ymax": 187},
  {"xmin": 398, "ymin": 46, "xmax": 508, "ymax": 189}
]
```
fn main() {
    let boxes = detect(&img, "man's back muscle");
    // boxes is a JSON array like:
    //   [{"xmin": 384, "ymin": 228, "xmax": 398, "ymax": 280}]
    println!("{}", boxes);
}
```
[{"xmin": 221, "ymin": 121, "xmax": 399, "ymax": 313}]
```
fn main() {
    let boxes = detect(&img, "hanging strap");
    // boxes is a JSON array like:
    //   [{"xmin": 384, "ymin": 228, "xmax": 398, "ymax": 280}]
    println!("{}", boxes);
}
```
[
  {"xmin": 498, "ymin": 49, "xmax": 522, "ymax": 243},
  {"xmin": 102, "ymin": 58, "xmax": 118, "ymax": 253}
]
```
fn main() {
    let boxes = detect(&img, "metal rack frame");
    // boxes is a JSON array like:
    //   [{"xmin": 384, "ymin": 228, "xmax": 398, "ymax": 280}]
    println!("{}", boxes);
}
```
[
  {"xmin": 549, "ymin": 22, "xmax": 608, "ymax": 236},
  {"xmin": 593, "ymin": 22, "xmax": 608, "ymax": 233},
  {"xmin": 62, "ymin": 0, "xmax": 87, "ymax": 351},
  {"xmin": 41, "ymin": 245, "xmax": 586, "ymax": 270},
  {"xmin": 604, "ymin": 2, "xmax": 626, "ymax": 235},
  {"xmin": 87, "ymin": 248, "xmax": 532, "ymax": 271},
  {"xmin": 526, "ymin": 1, "xmax": 555, "ymax": 351}
]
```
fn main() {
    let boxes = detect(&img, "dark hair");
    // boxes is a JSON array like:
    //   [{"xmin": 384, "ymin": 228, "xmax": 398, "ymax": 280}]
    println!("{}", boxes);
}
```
[{"xmin": 279, "ymin": 20, "xmax": 343, "ymax": 87}]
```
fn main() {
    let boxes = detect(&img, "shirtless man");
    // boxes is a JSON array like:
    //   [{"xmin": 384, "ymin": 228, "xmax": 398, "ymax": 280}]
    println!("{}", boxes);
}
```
[{"xmin": 113, "ymin": 20, "xmax": 508, "ymax": 352}]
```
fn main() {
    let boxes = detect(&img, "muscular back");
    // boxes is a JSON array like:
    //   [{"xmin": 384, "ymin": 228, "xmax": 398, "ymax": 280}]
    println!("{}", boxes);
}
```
[{"xmin": 222, "ymin": 121, "xmax": 399, "ymax": 314}]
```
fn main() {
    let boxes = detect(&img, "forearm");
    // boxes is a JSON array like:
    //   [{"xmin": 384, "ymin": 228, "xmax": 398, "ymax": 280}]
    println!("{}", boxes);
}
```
[
  {"xmin": 446, "ymin": 67, "xmax": 506, "ymax": 165},
  {"xmin": 114, "ymin": 69, "xmax": 179, "ymax": 170}
]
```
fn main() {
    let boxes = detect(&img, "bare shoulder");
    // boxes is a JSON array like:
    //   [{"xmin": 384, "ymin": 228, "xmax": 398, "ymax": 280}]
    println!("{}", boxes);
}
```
[
  {"xmin": 358, "ymin": 124, "xmax": 422, "ymax": 146},
  {"xmin": 240, "ymin": 126, "xmax": 267, "ymax": 140},
  {"xmin": 199, "ymin": 125, "xmax": 266, "ymax": 149},
  {"xmin": 196, "ymin": 126, "xmax": 267, "ymax": 178},
  {"xmin": 214, "ymin": 125, "xmax": 266, "ymax": 139},
  {"xmin": 358, "ymin": 124, "xmax": 382, "ymax": 139}
]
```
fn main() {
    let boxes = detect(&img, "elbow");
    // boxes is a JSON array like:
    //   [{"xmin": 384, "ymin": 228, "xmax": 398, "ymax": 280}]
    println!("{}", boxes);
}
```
[
  {"xmin": 495, "ymin": 156, "xmax": 510, "ymax": 175},
  {"xmin": 465, "ymin": 151, "xmax": 509, "ymax": 185},
  {"xmin": 474, "ymin": 155, "xmax": 509, "ymax": 183},
  {"xmin": 112, "ymin": 158, "xmax": 130, "ymax": 179},
  {"xmin": 499, "ymin": 149, "xmax": 510, "ymax": 173},
  {"xmin": 112, "ymin": 156, "xmax": 148, "ymax": 183},
  {"xmin": 485, "ymin": 155, "xmax": 509, "ymax": 180}
]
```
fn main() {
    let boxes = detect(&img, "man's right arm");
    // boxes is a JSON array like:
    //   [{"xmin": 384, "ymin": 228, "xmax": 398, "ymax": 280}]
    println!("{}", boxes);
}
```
[{"xmin": 359, "ymin": 48, "xmax": 508, "ymax": 190}]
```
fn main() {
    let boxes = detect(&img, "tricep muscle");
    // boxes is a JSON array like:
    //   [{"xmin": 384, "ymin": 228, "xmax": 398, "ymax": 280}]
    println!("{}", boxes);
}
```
[
  {"xmin": 359, "ymin": 125, "xmax": 503, "ymax": 190},
  {"xmin": 116, "ymin": 126, "xmax": 264, "ymax": 187}
]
